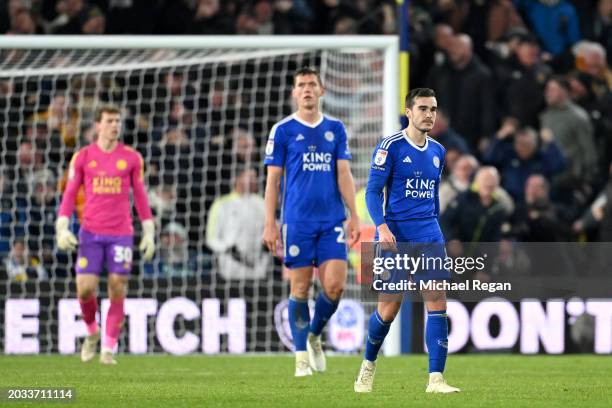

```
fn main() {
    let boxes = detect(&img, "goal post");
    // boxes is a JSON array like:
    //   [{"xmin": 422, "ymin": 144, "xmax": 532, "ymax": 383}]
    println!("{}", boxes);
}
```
[{"xmin": 0, "ymin": 35, "xmax": 399, "ymax": 355}]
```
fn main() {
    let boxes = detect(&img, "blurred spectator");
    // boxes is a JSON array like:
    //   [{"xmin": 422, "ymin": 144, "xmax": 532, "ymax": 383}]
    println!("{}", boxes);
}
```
[
  {"xmin": 483, "ymin": 125, "xmax": 566, "ymax": 202},
  {"xmin": 442, "ymin": 166, "xmax": 509, "ymax": 242},
  {"xmin": 573, "ymin": 164, "xmax": 612, "ymax": 241},
  {"xmin": 439, "ymin": 154, "xmax": 479, "ymax": 214},
  {"xmin": 513, "ymin": 0, "xmax": 581, "ymax": 56},
  {"xmin": 2, "ymin": 238, "xmax": 47, "ymax": 282},
  {"xmin": 30, "ymin": 94, "xmax": 79, "ymax": 149},
  {"xmin": 148, "ymin": 183, "xmax": 179, "ymax": 227},
  {"xmin": 144, "ymin": 222, "xmax": 197, "ymax": 278},
  {"xmin": 426, "ymin": 33, "xmax": 497, "ymax": 152},
  {"xmin": 511, "ymin": 174, "xmax": 572, "ymax": 241},
  {"xmin": 189, "ymin": 0, "xmax": 235, "ymax": 34},
  {"xmin": 7, "ymin": 5, "xmax": 37, "ymax": 34},
  {"xmin": 0, "ymin": 171, "xmax": 16, "ymax": 257},
  {"xmin": 273, "ymin": 0, "xmax": 314, "ymax": 34},
  {"xmin": 568, "ymin": 71, "xmax": 612, "ymax": 174},
  {"xmin": 540, "ymin": 76, "xmax": 598, "ymax": 195},
  {"xmin": 12, "ymin": 140, "xmax": 44, "ymax": 196},
  {"xmin": 206, "ymin": 168, "xmax": 269, "ymax": 280},
  {"xmin": 495, "ymin": 33, "xmax": 552, "ymax": 128}
]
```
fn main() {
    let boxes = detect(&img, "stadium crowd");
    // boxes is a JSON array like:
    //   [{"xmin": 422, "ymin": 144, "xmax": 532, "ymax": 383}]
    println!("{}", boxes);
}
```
[{"xmin": 0, "ymin": 0, "xmax": 611, "ymax": 282}]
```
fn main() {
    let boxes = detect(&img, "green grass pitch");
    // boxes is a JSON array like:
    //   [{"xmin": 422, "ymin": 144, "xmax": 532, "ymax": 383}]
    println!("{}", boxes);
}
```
[{"xmin": 1, "ymin": 355, "xmax": 610, "ymax": 407}]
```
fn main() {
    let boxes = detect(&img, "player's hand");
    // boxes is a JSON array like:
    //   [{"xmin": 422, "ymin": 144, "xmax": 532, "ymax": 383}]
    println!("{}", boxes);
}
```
[
  {"xmin": 262, "ymin": 223, "xmax": 280, "ymax": 255},
  {"xmin": 55, "ymin": 216, "xmax": 78, "ymax": 252},
  {"xmin": 139, "ymin": 219, "xmax": 156, "ymax": 261},
  {"xmin": 346, "ymin": 216, "xmax": 361, "ymax": 247},
  {"xmin": 377, "ymin": 223, "xmax": 397, "ymax": 252}
]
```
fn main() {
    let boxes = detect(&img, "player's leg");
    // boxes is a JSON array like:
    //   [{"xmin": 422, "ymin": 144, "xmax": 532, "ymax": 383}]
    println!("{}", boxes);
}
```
[
  {"xmin": 284, "ymin": 222, "xmax": 317, "ymax": 377},
  {"xmin": 417, "ymin": 234, "xmax": 459, "ymax": 393},
  {"xmin": 289, "ymin": 266, "xmax": 314, "ymax": 376},
  {"xmin": 422, "ymin": 288, "xmax": 458, "ymax": 393},
  {"xmin": 100, "ymin": 236, "xmax": 133, "ymax": 365},
  {"xmin": 307, "ymin": 259, "xmax": 347, "ymax": 372},
  {"xmin": 75, "ymin": 229, "xmax": 104, "ymax": 362},
  {"xmin": 354, "ymin": 299, "xmax": 401, "ymax": 393}
]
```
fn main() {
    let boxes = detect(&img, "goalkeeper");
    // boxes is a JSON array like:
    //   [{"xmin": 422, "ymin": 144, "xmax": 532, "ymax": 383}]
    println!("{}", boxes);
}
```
[
  {"xmin": 263, "ymin": 67, "xmax": 360, "ymax": 377},
  {"xmin": 56, "ymin": 105, "xmax": 155, "ymax": 365}
]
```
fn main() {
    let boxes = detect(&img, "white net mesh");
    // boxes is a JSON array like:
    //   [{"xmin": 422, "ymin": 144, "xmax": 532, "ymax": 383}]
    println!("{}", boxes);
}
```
[{"xmin": 0, "ymin": 46, "xmax": 387, "ymax": 353}]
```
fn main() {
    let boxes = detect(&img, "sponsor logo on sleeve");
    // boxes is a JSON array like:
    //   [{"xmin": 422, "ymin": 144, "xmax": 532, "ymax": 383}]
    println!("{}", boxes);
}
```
[
  {"xmin": 265, "ymin": 140, "xmax": 274, "ymax": 156},
  {"xmin": 374, "ymin": 149, "xmax": 388, "ymax": 166}
]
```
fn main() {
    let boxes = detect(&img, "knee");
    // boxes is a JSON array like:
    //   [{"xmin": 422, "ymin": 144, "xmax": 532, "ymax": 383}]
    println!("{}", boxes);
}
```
[
  {"xmin": 290, "ymin": 283, "xmax": 310, "ymax": 299},
  {"xmin": 77, "ymin": 287, "xmax": 95, "ymax": 300},
  {"xmin": 378, "ymin": 303, "xmax": 400, "ymax": 322},
  {"xmin": 324, "ymin": 285, "xmax": 344, "ymax": 302}
]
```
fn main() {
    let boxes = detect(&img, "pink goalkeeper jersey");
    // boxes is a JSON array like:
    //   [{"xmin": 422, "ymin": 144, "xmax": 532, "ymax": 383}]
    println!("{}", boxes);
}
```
[{"xmin": 58, "ymin": 142, "xmax": 153, "ymax": 236}]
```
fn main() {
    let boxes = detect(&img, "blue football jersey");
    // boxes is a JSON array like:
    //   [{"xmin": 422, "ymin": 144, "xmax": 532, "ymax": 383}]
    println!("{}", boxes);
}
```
[
  {"xmin": 264, "ymin": 114, "xmax": 352, "ymax": 223},
  {"xmin": 366, "ymin": 130, "xmax": 445, "ymax": 227}
]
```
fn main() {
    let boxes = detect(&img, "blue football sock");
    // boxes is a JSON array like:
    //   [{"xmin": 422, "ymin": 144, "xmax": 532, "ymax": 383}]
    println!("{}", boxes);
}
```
[
  {"xmin": 288, "ymin": 296, "xmax": 311, "ymax": 352},
  {"xmin": 309, "ymin": 291, "xmax": 339, "ymax": 336},
  {"xmin": 426, "ymin": 310, "xmax": 448, "ymax": 373},
  {"xmin": 364, "ymin": 310, "xmax": 392, "ymax": 362}
]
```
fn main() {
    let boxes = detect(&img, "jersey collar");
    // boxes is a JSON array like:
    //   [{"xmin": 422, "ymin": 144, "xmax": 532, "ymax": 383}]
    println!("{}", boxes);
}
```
[
  {"xmin": 292, "ymin": 113, "xmax": 324, "ymax": 128},
  {"xmin": 402, "ymin": 129, "xmax": 428, "ymax": 151}
]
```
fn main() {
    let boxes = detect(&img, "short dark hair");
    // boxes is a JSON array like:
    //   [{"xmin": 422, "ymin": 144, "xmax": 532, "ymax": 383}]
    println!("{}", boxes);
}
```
[
  {"xmin": 293, "ymin": 66, "xmax": 323, "ymax": 87},
  {"xmin": 547, "ymin": 75, "xmax": 571, "ymax": 93},
  {"xmin": 405, "ymin": 88, "xmax": 436, "ymax": 109},
  {"xmin": 94, "ymin": 104, "xmax": 121, "ymax": 122}
]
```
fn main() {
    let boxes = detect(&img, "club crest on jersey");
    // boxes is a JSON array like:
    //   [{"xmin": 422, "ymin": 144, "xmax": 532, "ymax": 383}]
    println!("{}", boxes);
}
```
[
  {"xmin": 433, "ymin": 156, "xmax": 440, "ymax": 168},
  {"xmin": 374, "ymin": 149, "xmax": 388, "ymax": 166},
  {"xmin": 325, "ymin": 131, "xmax": 334, "ymax": 142},
  {"xmin": 116, "ymin": 159, "xmax": 127, "ymax": 170},
  {"xmin": 289, "ymin": 245, "xmax": 300, "ymax": 257},
  {"xmin": 266, "ymin": 140, "xmax": 274, "ymax": 155}
]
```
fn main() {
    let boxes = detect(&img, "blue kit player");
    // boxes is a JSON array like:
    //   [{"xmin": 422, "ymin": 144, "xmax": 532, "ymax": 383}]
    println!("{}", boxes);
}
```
[
  {"xmin": 262, "ymin": 67, "xmax": 360, "ymax": 377},
  {"xmin": 354, "ymin": 88, "xmax": 460, "ymax": 393}
]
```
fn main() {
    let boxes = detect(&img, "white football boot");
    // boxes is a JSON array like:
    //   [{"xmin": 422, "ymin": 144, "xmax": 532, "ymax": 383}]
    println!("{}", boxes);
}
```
[
  {"xmin": 294, "ymin": 351, "xmax": 312, "ymax": 377},
  {"xmin": 80, "ymin": 331, "xmax": 100, "ymax": 362},
  {"xmin": 426, "ymin": 372, "xmax": 460, "ymax": 393},
  {"xmin": 354, "ymin": 360, "xmax": 376, "ymax": 393},
  {"xmin": 99, "ymin": 347, "xmax": 118, "ymax": 365},
  {"xmin": 306, "ymin": 333, "xmax": 326, "ymax": 372}
]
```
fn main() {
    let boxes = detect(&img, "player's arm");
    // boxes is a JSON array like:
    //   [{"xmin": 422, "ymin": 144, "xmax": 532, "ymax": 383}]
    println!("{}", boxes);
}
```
[
  {"xmin": 55, "ymin": 151, "xmax": 84, "ymax": 251},
  {"xmin": 262, "ymin": 124, "xmax": 287, "ymax": 255},
  {"xmin": 435, "ymin": 152, "xmax": 445, "ymax": 218},
  {"xmin": 335, "ymin": 122, "xmax": 360, "ymax": 246},
  {"xmin": 365, "ymin": 144, "xmax": 396, "ymax": 250},
  {"xmin": 132, "ymin": 153, "xmax": 155, "ymax": 261},
  {"xmin": 337, "ymin": 160, "xmax": 360, "ymax": 246},
  {"xmin": 263, "ymin": 165, "xmax": 283, "ymax": 254}
]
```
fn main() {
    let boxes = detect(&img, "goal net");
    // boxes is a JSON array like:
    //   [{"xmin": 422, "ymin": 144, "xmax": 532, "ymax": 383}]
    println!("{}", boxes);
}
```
[{"xmin": 0, "ymin": 36, "xmax": 398, "ymax": 354}]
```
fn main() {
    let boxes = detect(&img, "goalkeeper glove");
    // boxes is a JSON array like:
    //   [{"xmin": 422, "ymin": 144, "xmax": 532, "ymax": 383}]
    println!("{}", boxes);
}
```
[
  {"xmin": 139, "ymin": 219, "xmax": 156, "ymax": 261},
  {"xmin": 55, "ymin": 216, "xmax": 78, "ymax": 252}
]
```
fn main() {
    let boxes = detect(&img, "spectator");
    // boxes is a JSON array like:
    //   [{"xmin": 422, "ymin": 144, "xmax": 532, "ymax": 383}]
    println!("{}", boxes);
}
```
[
  {"xmin": 426, "ymin": 33, "xmax": 497, "ymax": 152},
  {"xmin": 573, "ymin": 164, "xmax": 612, "ymax": 241},
  {"xmin": 439, "ymin": 154, "xmax": 479, "ymax": 214},
  {"xmin": 206, "ymin": 168, "xmax": 269, "ymax": 280},
  {"xmin": 144, "ymin": 222, "xmax": 197, "ymax": 278},
  {"xmin": 30, "ymin": 94, "xmax": 79, "ymax": 150},
  {"xmin": 513, "ymin": 0, "xmax": 581, "ymax": 56},
  {"xmin": 7, "ymin": 6, "xmax": 37, "ymax": 34},
  {"xmin": 189, "ymin": 0, "xmax": 235, "ymax": 34},
  {"xmin": 511, "ymin": 174, "xmax": 571, "ymax": 241},
  {"xmin": 442, "ymin": 166, "xmax": 509, "ymax": 242},
  {"xmin": 540, "ymin": 76, "xmax": 599, "ymax": 194},
  {"xmin": 0, "ymin": 172, "xmax": 16, "ymax": 257},
  {"xmin": 495, "ymin": 33, "xmax": 552, "ymax": 128},
  {"xmin": 148, "ymin": 183, "xmax": 180, "ymax": 228},
  {"xmin": 483, "ymin": 125, "xmax": 566, "ymax": 202},
  {"xmin": 2, "ymin": 238, "xmax": 47, "ymax": 282}
]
